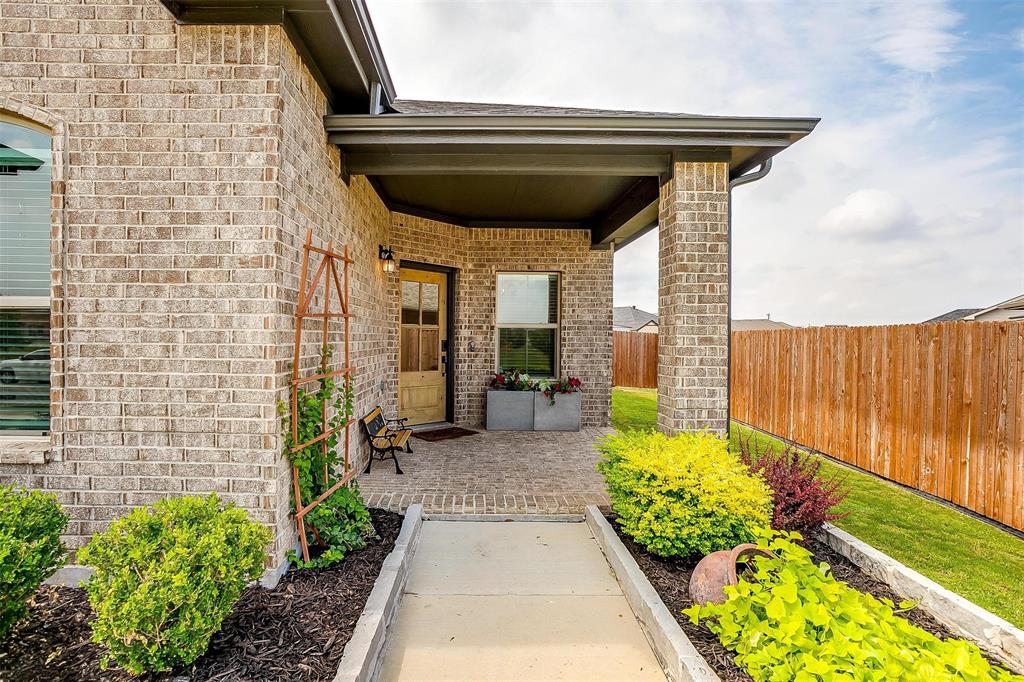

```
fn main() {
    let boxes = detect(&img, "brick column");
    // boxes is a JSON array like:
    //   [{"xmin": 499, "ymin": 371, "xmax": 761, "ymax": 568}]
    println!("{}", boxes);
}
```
[{"xmin": 657, "ymin": 161, "xmax": 730, "ymax": 434}]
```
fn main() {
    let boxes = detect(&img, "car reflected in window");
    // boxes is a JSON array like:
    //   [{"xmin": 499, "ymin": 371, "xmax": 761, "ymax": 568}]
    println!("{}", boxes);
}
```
[{"xmin": 0, "ymin": 347, "xmax": 50, "ymax": 385}]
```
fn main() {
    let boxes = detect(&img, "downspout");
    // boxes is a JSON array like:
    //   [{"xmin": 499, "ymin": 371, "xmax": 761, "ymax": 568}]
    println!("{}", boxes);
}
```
[{"xmin": 725, "ymin": 158, "xmax": 772, "ymax": 431}]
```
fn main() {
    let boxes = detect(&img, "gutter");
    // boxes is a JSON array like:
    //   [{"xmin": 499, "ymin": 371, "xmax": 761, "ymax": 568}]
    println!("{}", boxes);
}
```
[
  {"xmin": 325, "ymin": 113, "xmax": 820, "ymax": 135},
  {"xmin": 725, "ymin": 158, "xmax": 773, "ymax": 429}
]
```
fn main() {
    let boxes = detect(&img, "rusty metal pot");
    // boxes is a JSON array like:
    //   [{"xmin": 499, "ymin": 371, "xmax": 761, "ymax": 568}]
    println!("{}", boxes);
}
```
[{"xmin": 689, "ymin": 543, "xmax": 775, "ymax": 606}]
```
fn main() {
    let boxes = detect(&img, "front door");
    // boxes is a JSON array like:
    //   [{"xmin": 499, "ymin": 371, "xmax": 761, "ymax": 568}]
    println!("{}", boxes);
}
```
[{"xmin": 399, "ymin": 269, "xmax": 447, "ymax": 425}]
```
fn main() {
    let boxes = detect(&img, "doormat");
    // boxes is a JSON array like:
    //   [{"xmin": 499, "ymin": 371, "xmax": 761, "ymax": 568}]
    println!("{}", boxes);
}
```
[{"xmin": 413, "ymin": 427, "xmax": 479, "ymax": 442}]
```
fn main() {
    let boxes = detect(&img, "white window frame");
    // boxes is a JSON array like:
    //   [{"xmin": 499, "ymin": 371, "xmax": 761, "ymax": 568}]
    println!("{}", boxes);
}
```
[
  {"xmin": 494, "ymin": 272, "xmax": 561, "ymax": 378},
  {"xmin": 1, "ymin": 113, "xmax": 53, "ymax": 437}
]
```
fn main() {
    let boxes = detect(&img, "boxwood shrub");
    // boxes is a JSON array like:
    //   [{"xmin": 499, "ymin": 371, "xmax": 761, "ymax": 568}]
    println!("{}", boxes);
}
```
[
  {"xmin": 78, "ymin": 494, "xmax": 271, "ymax": 674},
  {"xmin": 687, "ymin": 531, "xmax": 1020, "ymax": 681},
  {"xmin": 0, "ymin": 485, "xmax": 68, "ymax": 639},
  {"xmin": 597, "ymin": 430, "xmax": 772, "ymax": 558}
]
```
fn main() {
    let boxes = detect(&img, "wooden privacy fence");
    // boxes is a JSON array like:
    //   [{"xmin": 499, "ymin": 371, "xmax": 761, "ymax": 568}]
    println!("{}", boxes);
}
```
[
  {"xmin": 613, "ymin": 331, "xmax": 658, "ymax": 388},
  {"xmin": 730, "ymin": 322, "xmax": 1024, "ymax": 531}
]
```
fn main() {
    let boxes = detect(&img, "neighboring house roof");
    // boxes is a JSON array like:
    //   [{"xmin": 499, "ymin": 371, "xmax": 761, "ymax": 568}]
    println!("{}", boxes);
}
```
[
  {"xmin": 925, "ymin": 293, "xmax": 1024, "ymax": 322},
  {"xmin": 963, "ymin": 293, "xmax": 1024, "ymax": 321},
  {"xmin": 731, "ymin": 319, "xmax": 794, "ymax": 331},
  {"xmin": 613, "ymin": 306, "xmax": 658, "ymax": 331},
  {"xmin": 924, "ymin": 308, "xmax": 983, "ymax": 323}
]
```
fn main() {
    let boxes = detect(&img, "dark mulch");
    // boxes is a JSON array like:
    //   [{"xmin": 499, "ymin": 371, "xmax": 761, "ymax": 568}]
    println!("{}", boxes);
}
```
[
  {"xmin": 0, "ymin": 508, "xmax": 403, "ymax": 682},
  {"xmin": 412, "ymin": 426, "xmax": 478, "ymax": 442},
  {"xmin": 609, "ymin": 518, "xmax": 968, "ymax": 682}
]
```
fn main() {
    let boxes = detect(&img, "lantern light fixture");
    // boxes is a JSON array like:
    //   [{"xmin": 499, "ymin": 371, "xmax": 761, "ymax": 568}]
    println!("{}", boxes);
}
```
[{"xmin": 379, "ymin": 244, "xmax": 396, "ymax": 273}]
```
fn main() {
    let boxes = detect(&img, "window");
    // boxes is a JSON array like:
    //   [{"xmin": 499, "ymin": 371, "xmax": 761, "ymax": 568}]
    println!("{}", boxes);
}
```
[
  {"xmin": 401, "ymin": 279, "xmax": 441, "ymax": 373},
  {"xmin": 1, "ymin": 115, "xmax": 51, "ymax": 435},
  {"xmin": 496, "ymin": 273, "xmax": 559, "ymax": 377}
]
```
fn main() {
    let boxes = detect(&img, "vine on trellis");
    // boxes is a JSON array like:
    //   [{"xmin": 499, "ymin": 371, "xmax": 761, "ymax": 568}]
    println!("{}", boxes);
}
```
[
  {"xmin": 282, "ymin": 230, "xmax": 374, "ymax": 567},
  {"xmin": 280, "ymin": 349, "xmax": 371, "ymax": 568}
]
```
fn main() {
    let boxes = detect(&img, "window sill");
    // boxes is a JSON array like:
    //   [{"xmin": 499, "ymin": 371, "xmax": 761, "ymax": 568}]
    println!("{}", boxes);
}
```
[{"xmin": 0, "ymin": 437, "xmax": 51, "ymax": 465}]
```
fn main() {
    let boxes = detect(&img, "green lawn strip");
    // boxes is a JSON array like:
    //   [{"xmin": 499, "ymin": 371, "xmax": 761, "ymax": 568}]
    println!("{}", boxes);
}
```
[
  {"xmin": 610, "ymin": 386, "xmax": 658, "ymax": 431},
  {"xmin": 609, "ymin": 387, "xmax": 1024, "ymax": 628}
]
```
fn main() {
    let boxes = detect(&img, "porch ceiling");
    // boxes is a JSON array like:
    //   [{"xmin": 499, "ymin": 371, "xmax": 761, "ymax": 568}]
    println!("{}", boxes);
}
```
[{"xmin": 326, "ymin": 110, "xmax": 819, "ymax": 249}]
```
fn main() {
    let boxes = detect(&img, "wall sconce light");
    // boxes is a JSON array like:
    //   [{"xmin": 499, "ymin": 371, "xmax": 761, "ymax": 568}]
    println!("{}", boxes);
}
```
[{"xmin": 379, "ymin": 245, "xmax": 396, "ymax": 273}]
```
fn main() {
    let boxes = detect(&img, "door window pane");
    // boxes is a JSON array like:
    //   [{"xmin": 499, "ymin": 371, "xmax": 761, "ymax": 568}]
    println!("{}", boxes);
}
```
[
  {"xmin": 0, "ymin": 308, "xmax": 50, "ymax": 432},
  {"xmin": 498, "ymin": 328, "xmax": 555, "ymax": 377},
  {"xmin": 497, "ymin": 274, "xmax": 557, "ymax": 324},
  {"xmin": 1, "ymin": 121, "xmax": 51, "ymax": 298},
  {"xmin": 420, "ymin": 329, "xmax": 439, "ymax": 371},
  {"xmin": 421, "ymin": 283, "xmax": 439, "ymax": 326},
  {"xmin": 401, "ymin": 281, "xmax": 419, "ymax": 325},
  {"xmin": 400, "ymin": 326, "xmax": 419, "ymax": 372}
]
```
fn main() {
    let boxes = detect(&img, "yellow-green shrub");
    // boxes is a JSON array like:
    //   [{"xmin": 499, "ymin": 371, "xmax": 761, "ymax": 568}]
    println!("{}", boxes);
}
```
[
  {"xmin": 597, "ymin": 430, "xmax": 772, "ymax": 558},
  {"xmin": 0, "ymin": 485, "xmax": 68, "ymax": 639},
  {"xmin": 78, "ymin": 494, "xmax": 271, "ymax": 674}
]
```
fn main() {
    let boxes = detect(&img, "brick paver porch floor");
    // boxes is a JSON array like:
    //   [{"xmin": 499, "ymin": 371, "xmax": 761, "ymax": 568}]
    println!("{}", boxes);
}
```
[{"xmin": 358, "ymin": 427, "xmax": 613, "ymax": 515}]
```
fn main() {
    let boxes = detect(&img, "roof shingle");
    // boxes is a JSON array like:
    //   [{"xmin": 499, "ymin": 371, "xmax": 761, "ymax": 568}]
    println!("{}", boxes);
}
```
[{"xmin": 391, "ymin": 98, "xmax": 699, "ymax": 118}]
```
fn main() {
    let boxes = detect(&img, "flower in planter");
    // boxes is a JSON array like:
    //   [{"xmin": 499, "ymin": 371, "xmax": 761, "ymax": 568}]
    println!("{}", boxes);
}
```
[
  {"xmin": 536, "ymin": 376, "xmax": 583, "ymax": 405},
  {"xmin": 490, "ymin": 368, "xmax": 534, "ymax": 391}
]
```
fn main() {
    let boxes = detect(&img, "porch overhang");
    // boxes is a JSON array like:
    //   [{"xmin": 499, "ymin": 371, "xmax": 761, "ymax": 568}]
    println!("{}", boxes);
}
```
[{"xmin": 324, "ymin": 113, "xmax": 819, "ymax": 248}]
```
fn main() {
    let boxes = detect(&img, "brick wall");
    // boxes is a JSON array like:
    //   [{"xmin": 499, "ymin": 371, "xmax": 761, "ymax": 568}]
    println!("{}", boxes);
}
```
[
  {"xmin": 657, "ymin": 161, "xmax": 730, "ymax": 434},
  {"xmin": 392, "ymin": 214, "xmax": 613, "ymax": 427},
  {"xmin": 0, "ymin": 4, "xmax": 293, "ymax": 559},
  {"xmin": 270, "ymin": 36, "xmax": 393, "ymax": 557},
  {"xmin": 0, "ymin": 0, "xmax": 614, "ymax": 567}
]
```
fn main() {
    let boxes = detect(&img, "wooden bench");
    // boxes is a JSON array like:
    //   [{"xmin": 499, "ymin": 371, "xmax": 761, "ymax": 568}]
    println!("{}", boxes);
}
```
[{"xmin": 359, "ymin": 406, "xmax": 411, "ymax": 474}]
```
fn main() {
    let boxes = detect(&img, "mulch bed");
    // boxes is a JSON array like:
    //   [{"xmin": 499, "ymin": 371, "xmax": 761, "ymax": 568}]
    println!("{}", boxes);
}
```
[
  {"xmin": 609, "ymin": 518, "xmax": 969, "ymax": 682},
  {"xmin": 0, "ymin": 508, "xmax": 403, "ymax": 682},
  {"xmin": 412, "ymin": 426, "xmax": 478, "ymax": 442}
]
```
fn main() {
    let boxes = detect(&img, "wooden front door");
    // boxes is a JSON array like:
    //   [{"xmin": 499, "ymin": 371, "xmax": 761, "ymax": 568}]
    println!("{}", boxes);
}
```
[{"xmin": 399, "ymin": 269, "xmax": 447, "ymax": 425}]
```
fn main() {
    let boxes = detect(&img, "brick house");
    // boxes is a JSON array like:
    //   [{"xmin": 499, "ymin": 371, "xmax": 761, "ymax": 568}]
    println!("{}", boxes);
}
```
[{"xmin": 0, "ymin": 0, "xmax": 817, "ymax": 577}]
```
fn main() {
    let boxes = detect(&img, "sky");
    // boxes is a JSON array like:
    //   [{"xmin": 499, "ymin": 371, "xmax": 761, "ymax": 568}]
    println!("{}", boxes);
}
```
[{"xmin": 366, "ymin": 0, "xmax": 1024, "ymax": 326}]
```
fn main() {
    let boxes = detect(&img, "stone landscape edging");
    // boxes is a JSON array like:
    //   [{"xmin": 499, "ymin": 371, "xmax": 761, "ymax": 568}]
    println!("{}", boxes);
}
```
[
  {"xmin": 820, "ymin": 523, "xmax": 1024, "ymax": 673},
  {"xmin": 333, "ymin": 503, "xmax": 424, "ymax": 682},
  {"xmin": 585, "ymin": 506, "xmax": 720, "ymax": 682}
]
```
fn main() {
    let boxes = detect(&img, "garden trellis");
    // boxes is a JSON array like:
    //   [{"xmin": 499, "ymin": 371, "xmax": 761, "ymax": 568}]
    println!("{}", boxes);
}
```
[{"xmin": 289, "ymin": 229, "xmax": 355, "ymax": 562}]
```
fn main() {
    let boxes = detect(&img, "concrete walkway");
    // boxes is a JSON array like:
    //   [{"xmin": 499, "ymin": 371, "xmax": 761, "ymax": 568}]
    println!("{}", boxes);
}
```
[{"xmin": 378, "ymin": 520, "xmax": 666, "ymax": 682}]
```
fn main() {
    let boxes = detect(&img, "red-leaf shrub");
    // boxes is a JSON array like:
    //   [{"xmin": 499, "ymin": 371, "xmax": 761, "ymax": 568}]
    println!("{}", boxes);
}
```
[{"xmin": 737, "ymin": 435, "xmax": 849, "ymax": 535}]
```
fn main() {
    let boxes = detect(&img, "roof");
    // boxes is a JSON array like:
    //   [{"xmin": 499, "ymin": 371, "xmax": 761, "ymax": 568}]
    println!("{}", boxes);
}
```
[
  {"xmin": 613, "ymin": 306, "xmax": 658, "ymax": 331},
  {"xmin": 924, "ymin": 308, "xmax": 983, "ymax": 323},
  {"xmin": 158, "ymin": 2, "xmax": 819, "ymax": 250},
  {"xmin": 732, "ymin": 319, "xmax": 794, "ymax": 331},
  {"xmin": 924, "ymin": 293, "xmax": 1024, "ymax": 322},
  {"xmin": 326, "ymin": 108, "xmax": 818, "ymax": 247},
  {"xmin": 391, "ymin": 99, "xmax": 701, "ymax": 118},
  {"xmin": 0, "ymin": 143, "xmax": 44, "ymax": 174},
  {"xmin": 159, "ymin": 0, "xmax": 394, "ymax": 113},
  {"xmin": 963, "ymin": 293, "xmax": 1024, "ymax": 320}
]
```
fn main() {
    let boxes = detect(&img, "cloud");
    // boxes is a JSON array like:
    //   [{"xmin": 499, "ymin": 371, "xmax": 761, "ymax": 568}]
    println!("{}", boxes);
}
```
[
  {"xmin": 819, "ymin": 189, "xmax": 920, "ymax": 240},
  {"xmin": 367, "ymin": 0, "xmax": 1024, "ymax": 326},
  {"xmin": 870, "ymin": 1, "xmax": 963, "ymax": 72}
]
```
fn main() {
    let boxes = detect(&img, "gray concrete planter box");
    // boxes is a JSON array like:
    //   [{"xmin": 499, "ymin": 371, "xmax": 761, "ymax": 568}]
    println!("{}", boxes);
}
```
[
  {"xmin": 485, "ymin": 390, "xmax": 535, "ymax": 430},
  {"xmin": 586, "ymin": 506, "xmax": 719, "ymax": 681},
  {"xmin": 533, "ymin": 392, "xmax": 582, "ymax": 431},
  {"xmin": 333, "ymin": 504, "xmax": 424, "ymax": 682},
  {"xmin": 820, "ymin": 524, "xmax": 1024, "ymax": 673},
  {"xmin": 586, "ymin": 506, "xmax": 1024, "ymax": 679}
]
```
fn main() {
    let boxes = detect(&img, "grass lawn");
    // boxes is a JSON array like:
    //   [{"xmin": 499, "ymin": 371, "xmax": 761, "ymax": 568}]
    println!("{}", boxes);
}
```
[{"xmin": 610, "ymin": 386, "xmax": 1024, "ymax": 627}]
